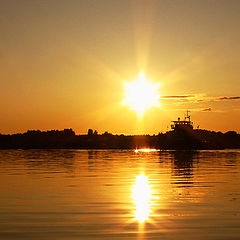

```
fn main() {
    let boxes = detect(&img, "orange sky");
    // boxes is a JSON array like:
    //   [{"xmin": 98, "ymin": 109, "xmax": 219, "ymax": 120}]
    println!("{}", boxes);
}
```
[{"xmin": 0, "ymin": 0, "xmax": 240, "ymax": 134}]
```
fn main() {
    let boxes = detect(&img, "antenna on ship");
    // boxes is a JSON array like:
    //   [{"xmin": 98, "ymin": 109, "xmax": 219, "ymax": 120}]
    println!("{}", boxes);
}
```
[{"xmin": 185, "ymin": 110, "xmax": 191, "ymax": 122}]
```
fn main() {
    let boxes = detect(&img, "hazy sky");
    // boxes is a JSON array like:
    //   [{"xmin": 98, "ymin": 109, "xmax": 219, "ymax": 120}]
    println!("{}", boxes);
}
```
[{"xmin": 1, "ymin": 0, "xmax": 240, "ymax": 134}]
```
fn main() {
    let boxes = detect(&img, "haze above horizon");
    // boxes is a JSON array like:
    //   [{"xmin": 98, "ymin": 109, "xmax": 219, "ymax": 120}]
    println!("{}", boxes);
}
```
[{"xmin": 1, "ymin": 0, "xmax": 240, "ymax": 134}]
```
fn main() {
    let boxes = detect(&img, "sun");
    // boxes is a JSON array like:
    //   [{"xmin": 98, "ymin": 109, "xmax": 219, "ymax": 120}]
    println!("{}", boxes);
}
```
[{"xmin": 123, "ymin": 72, "xmax": 160, "ymax": 117}]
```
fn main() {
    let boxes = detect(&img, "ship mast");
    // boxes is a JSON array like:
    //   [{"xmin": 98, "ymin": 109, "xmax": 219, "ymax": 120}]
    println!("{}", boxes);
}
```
[{"xmin": 185, "ymin": 110, "xmax": 191, "ymax": 122}]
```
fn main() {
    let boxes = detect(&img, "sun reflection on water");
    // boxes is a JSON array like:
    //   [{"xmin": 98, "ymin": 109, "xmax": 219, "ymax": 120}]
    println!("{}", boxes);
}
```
[
  {"xmin": 132, "ymin": 174, "xmax": 152, "ymax": 223},
  {"xmin": 135, "ymin": 148, "xmax": 157, "ymax": 153}
]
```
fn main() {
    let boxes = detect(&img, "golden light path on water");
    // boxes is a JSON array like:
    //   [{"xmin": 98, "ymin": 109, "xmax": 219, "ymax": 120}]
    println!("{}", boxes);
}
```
[
  {"xmin": 131, "ymin": 148, "xmax": 160, "ymax": 233},
  {"xmin": 133, "ymin": 174, "xmax": 152, "ymax": 223}
]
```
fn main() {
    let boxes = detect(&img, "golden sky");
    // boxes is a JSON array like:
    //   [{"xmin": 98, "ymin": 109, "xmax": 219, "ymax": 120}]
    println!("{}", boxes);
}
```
[{"xmin": 1, "ymin": 0, "xmax": 240, "ymax": 134}]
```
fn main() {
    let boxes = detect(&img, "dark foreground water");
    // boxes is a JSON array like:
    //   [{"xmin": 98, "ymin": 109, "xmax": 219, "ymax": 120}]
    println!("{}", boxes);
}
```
[{"xmin": 0, "ymin": 149, "xmax": 239, "ymax": 240}]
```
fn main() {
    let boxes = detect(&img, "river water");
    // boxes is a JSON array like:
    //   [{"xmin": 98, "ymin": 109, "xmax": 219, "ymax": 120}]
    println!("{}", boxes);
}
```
[{"xmin": 0, "ymin": 149, "xmax": 239, "ymax": 240}]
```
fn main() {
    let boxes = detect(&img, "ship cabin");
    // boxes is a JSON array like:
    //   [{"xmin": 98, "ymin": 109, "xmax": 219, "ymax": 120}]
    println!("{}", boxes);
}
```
[{"xmin": 171, "ymin": 112, "xmax": 193, "ymax": 132}]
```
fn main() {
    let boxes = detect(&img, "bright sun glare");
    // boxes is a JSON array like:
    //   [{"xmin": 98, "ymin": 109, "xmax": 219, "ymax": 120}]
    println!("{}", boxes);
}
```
[{"xmin": 123, "ymin": 72, "xmax": 161, "ymax": 117}]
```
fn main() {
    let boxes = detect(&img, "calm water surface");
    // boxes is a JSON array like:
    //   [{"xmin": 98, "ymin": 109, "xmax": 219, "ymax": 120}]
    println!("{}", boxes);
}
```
[{"xmin": 0, "ymin": 149, "xmax": 239, "ymax": 240}]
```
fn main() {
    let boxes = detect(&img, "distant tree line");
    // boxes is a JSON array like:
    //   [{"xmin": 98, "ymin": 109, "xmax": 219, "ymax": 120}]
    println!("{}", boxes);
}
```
[{"xmin": 0, "ymin": 128, "xmax": 239, "ymax": 149}]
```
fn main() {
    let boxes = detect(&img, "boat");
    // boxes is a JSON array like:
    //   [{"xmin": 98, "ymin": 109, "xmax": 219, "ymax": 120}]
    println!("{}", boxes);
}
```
[{"xmin": 171, "ymin": 110, "xmax": 193, "ymax": 133}]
